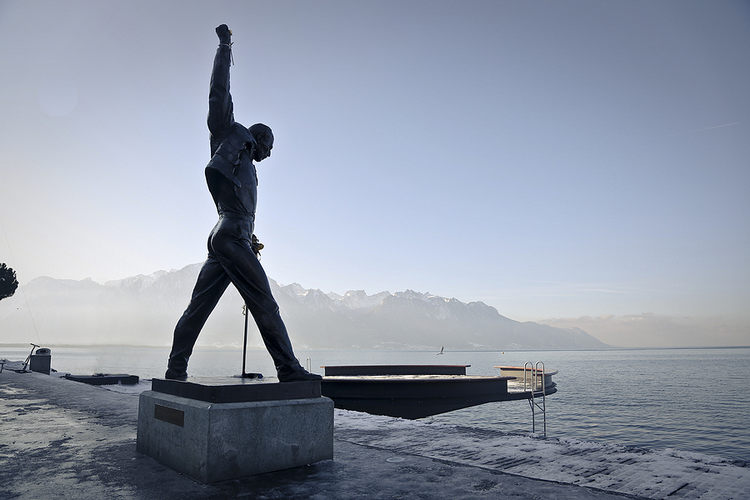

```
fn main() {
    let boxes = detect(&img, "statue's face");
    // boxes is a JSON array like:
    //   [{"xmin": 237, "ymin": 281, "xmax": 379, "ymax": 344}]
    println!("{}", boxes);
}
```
[{"xmin": 253, "ymin": 135, "xmax": 274, "ymax": 162}]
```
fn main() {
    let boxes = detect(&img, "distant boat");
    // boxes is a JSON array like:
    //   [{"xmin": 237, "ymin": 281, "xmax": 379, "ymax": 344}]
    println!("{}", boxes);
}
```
[{"xmin": 436, "ymin": 346, "xmax": 444, "ymax": 355}]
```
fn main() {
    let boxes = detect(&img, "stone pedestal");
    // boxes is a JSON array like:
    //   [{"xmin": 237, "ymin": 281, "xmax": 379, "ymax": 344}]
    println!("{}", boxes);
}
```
[{"xmin": 137, "ymin": 378, "xmax": 333, "ymax": 483}]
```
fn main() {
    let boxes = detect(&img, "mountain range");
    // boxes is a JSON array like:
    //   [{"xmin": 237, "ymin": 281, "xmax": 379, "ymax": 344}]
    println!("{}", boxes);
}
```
[{"xmin": 0, "ymin": 264, "xmax": 606, "ymax": 349}]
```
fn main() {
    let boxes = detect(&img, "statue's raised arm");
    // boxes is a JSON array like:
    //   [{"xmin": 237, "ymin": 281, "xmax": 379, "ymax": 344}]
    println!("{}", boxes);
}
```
[{"xmin": 208, "ymin": 24, "xmax": 235, "ymax": 153}]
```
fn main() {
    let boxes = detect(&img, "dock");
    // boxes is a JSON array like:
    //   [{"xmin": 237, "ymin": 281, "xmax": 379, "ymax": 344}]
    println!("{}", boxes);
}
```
[{"xmin": 2, "ymin": 369, "xmax": 748, "ymax": 499}]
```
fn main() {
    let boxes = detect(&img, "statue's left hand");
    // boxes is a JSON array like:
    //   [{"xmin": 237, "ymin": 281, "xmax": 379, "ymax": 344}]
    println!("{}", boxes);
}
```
[{"xmin": 251, "ymin": 234, "xmax": 264, "ymax": 255}]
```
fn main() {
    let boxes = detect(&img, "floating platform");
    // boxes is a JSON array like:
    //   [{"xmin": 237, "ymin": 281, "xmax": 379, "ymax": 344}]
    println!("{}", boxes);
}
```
[
  {"xmin": 321, "ymin": 364, "xmax": 557, "ymax": 419},
  {"xmin": 64, "ymin": 373, "xmax": 140, "ymax": 385}
]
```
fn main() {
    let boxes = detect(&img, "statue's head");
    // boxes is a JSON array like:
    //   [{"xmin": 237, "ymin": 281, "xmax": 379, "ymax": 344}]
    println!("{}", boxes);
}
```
[{"xmin": 249, "ymin": 123, "xmax": 274, "ymax": 162}]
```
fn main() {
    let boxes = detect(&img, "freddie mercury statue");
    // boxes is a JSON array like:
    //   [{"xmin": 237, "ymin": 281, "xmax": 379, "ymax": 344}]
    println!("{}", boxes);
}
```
[{"xmin": 165, "ymin": 24, "xmax": 320, "ymax": 382}]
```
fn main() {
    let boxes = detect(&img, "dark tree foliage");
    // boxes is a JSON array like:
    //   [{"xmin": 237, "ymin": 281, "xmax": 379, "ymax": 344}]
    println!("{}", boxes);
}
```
[{"xmin": 0, "ymin": 263, "xmax": 19, "ymax": 301}]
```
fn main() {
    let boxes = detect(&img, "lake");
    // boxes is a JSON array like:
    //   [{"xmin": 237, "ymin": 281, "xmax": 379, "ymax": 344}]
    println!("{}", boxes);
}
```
[{"xmin": 2, "ymin": 344, "xmax": 748, "ymax": 463}]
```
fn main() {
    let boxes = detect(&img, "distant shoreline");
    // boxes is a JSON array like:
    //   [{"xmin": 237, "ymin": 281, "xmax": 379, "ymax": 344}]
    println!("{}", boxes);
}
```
[{"xmin": 2, "ymin": 343, "xmax": 749, "ymax": 351}]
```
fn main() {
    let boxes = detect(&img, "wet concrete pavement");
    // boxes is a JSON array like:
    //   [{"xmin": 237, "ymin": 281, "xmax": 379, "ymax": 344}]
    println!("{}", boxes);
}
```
[{"xmin": 0, "ymin": 369, "xmax": 639, "ymax": 499}]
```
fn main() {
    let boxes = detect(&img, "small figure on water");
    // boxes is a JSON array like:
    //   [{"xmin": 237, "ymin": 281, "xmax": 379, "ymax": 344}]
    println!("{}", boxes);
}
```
[{"xmin": 165, "ymin": 24, "xmax": 320, "ymax": 383}]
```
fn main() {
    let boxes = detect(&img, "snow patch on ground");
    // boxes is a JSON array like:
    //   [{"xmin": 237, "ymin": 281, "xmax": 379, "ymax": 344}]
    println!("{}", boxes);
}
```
[
  {"xmin": 0, "ymin": 360, "xmax": 27, "ymax": 371},
  {"xmin": 334, "ymin": 409, "xmax": 750, "ymax": 499},
  {"xmin": 98, "ymin": 379, "xmax": 153, "ymax": 395}
]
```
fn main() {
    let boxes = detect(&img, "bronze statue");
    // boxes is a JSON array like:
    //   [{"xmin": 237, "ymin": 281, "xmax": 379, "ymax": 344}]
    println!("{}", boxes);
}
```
[{"xmin": 165, "ymin": 24, "xmax": 320, "ymax": 382}]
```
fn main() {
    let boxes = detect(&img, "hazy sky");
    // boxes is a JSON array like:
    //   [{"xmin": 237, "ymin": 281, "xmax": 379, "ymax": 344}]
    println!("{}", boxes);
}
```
[{"xmin": 1, "ymin": 0, "xmax": 748, "ymax": 322}]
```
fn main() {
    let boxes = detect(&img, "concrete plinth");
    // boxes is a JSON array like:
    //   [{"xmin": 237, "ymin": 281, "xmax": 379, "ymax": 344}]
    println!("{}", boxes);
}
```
[{"xmin": 137, "ymin": 389, "xmax": 333, "ymax": 483}]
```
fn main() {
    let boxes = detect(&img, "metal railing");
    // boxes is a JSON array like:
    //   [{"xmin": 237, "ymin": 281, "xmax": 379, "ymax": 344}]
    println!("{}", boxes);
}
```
[{"xmin": 524, "ymin": 361, "xmax": 547, "ymax": 437}]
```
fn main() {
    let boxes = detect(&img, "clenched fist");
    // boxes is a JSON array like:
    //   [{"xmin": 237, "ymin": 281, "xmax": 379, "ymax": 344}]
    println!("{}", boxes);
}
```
[{"xmin": 216, "ymin": 24, "xmax": 232, "ymax": 44}]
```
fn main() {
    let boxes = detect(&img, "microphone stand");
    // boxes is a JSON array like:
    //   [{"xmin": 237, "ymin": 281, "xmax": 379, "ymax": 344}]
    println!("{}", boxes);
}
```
[{"xmin": 240, "ymin": 304, "xmax": 262, "ymax": 379}]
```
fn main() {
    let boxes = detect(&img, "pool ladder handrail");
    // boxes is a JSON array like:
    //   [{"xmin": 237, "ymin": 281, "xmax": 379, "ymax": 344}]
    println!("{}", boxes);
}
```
[{"xmin": 524, "ymin": 361, "xmax": 547, "ymax": 437}]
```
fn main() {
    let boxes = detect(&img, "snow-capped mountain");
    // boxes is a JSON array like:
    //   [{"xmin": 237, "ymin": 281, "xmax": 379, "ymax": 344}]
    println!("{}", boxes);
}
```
[{"xmin": 0, "ymin": 264, "xmax": 606, "ymax": 349}]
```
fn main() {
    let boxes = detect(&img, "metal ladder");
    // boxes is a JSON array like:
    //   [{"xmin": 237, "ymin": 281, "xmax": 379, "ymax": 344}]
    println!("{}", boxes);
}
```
[{"xmin": 524, "ymin": 361, "xmax": 547, "ymax": 437}]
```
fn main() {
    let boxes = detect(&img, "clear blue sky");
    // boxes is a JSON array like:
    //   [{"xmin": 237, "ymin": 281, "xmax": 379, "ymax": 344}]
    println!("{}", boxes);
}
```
[{"xmin": 1, "ymin": 0, "xmax": 748, "ymax": 321}]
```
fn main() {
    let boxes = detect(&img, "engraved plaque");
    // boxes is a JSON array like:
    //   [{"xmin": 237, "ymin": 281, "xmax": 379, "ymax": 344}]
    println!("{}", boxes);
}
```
[{"xmin": 154, "ymin": 404, "xmax": 184, "ymax": 427}]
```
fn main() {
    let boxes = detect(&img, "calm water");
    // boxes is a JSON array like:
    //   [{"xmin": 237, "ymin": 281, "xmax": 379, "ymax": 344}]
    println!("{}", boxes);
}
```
[{"xmin": 2, "ymin": 345, "xmax": 749, "ymax": 463}]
